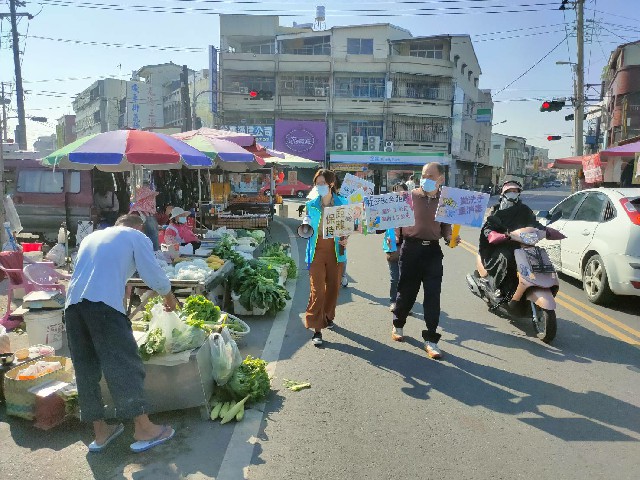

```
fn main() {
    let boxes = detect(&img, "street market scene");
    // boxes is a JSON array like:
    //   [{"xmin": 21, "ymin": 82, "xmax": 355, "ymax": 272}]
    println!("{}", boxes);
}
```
[{"xmin": 0, "ymin": 1, "xmax": 639, "ymax": 479}]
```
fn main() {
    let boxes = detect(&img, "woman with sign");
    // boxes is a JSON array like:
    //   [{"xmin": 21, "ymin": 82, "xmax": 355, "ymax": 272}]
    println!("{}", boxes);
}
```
[{"xmin": 301, "ymin": 169, "xmax": 348, "ymax": 346}]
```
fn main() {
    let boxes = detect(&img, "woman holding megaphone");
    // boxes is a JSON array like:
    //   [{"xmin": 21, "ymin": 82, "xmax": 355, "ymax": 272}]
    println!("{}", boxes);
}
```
[{"xmin": 299, "ymin": 169, "xmax": 348, "ymax": 346}]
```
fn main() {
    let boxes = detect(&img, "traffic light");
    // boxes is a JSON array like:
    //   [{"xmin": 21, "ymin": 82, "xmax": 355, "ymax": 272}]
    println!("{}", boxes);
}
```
[
  {"xmin": 565, "ymin": 113, "xmax": 587, "ymax": 121},
  {"xmin": 248, "ymin": 90, "xmax": 273, "ymax": 100},
  {"xmin": 547, "ymin": 136, "xmax": 562, "ymax": 141},
  {"xmin": 540, "ymin": 100, "xmax": 565, "ymax": 112}
]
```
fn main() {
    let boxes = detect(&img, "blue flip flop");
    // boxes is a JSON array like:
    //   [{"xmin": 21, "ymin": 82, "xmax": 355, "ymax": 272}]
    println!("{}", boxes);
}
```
[
  {"xmin": 130, "ymin": 425, "xmax": 175, "ymax": 453},
  {"xmin": 88, "ymin": 423, "xmax": 124, "ymax": 452}
]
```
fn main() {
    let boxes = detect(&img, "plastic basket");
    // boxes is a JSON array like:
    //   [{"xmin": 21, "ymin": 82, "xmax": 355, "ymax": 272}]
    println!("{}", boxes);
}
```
[
  {"xmin": 215, "ymin": 313, "xmax": 251, "ymax": 339},
  {"xmin": 3, "ymin": 356, "xmax": 74, "ymax": 420},
  {"xmin": 21, "ymin": 243, "xmax": 43, "ymax": 252},
  {"xmin": 231, "ymin": 292, "xmax": 267, "ymax": 316}
]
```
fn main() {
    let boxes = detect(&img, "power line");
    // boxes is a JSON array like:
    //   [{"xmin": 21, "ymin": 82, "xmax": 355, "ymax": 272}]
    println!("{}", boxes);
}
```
[
  {"xmin": 599, "ymin": 25, "xmax": 632, "ymax": 44},
  {"xmin": 494, "ymin": 35, "xmax": 569, "ymax": 96},
  {"xmin": 27, "ymin": 35, "xmax": 207, "ymax": 52}
]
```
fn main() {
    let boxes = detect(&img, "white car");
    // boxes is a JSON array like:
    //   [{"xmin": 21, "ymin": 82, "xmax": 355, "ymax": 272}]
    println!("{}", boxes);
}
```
[{"xmin": 538, "ymin": 188, "xmax": 640, "ymax": 304}]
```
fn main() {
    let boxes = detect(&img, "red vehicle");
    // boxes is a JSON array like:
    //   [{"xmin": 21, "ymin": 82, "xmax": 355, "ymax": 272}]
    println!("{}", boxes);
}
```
[{"xmin": 260, "ymin": 181, "xmax": 312, "ymax": 198}]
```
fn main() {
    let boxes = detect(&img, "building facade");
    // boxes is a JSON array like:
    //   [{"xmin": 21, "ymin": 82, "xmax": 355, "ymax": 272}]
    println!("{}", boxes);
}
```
[
  {"xmin": 33, "ymin": 134, "xmax": 57, "ymax": 157},
  {"xmin": 490, "ymin": 133, "xmax": 528, "ymax": 185},
  {"xmin": 218, "ymin": 14, "xmax": 490, "ymax": 191},
  {"xmin": 55, "ymin": 114, "xmax": 77, "ymax": 148},
  {"xmin": 603, "ymin": 40, "xmax": 640, "ymax": 147}
]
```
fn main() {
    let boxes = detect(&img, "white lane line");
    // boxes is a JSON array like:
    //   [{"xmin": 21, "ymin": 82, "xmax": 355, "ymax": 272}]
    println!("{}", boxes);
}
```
[{"xmin": 217, "ymin": 218, "xmax": 300, "ymax": 480}]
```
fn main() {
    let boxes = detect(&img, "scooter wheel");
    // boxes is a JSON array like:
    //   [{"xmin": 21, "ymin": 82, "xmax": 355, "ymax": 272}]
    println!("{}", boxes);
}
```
[{"xmin": 532, "ymin": 306, "xmax": 557, "ymax": 343}]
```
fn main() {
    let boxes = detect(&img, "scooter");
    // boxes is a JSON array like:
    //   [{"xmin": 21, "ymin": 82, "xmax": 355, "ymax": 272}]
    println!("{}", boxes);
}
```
[{"xmin": 466, "ymin": 226, "xmax": 563, "ymax": 343}]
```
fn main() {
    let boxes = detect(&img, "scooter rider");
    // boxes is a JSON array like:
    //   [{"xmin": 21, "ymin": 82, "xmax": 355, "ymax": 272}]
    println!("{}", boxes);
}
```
[{"xmin": 476, "ymin": 180, "xmax": 547, "ymax": 302}]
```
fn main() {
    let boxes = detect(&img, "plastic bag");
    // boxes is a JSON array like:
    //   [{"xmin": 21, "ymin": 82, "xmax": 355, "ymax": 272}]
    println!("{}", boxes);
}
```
[
  {"xmin": 209, "ymin": 328, "xmax": 242, "ymax": 386},
  {"xmin": 148, "ymin": 303, "xmax": 183, "ymax": 353},
  {"xmin": 45, "ymin": 243, "xmax": 66, "ymax": 267},
  {"xmin": 0, "ymin": 325, "xmax": 10, "ymax": 354}
]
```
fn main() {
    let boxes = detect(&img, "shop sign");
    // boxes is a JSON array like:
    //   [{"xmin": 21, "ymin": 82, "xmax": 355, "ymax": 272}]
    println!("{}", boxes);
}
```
[
  {"xmin": 364, "ymin": 192, "xmax": 415, "ymax": 230},
  {"xmin": 434, "ymin": 187, "xmax": 490, "ymax": 227},
  {"xmin": 275, "ymin": 120, "xmax": 326, "ymax": 161},
  {"xmin": 582, "ymin": 153, "xmax": 603, "ymax": 184},
  {"xmin": 221, "ymin": 125, "xmax": 274, "ymax": 149},
  {"xmin": 476, "ymin": 108, "xmax": 492, "ymax": 123},
  {"xmin": 330, "ymin": 151, "xmax": 450, "ymax": 166}
]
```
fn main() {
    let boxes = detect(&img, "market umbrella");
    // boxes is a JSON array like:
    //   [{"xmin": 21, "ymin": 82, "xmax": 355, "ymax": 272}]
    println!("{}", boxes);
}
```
[
  {"xmin": 170, "ymin": 131, "xmax": 265, "ymax": 173},
  {"xmin": 172, "ymin": 127, "xmax": 256, "ymax": 147},
  {"xmin": 41, "ymin": 129, "xmax": 212, "ymax": 172}
]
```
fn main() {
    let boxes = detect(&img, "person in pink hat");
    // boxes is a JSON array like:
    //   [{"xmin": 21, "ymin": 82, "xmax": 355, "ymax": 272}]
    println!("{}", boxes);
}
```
[
  {"xmin": 164, "ymin": 207, "xmax": 201, "ymax": 251},
  {"xmin": 130, "ymin": 183, "xmax": 160, "ymax": 250}
]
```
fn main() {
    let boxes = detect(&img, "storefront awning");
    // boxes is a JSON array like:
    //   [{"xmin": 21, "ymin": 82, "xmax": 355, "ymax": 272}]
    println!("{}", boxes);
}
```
[
  {"xmin": 330, "ymin": 151, "xmax": 451, "ymax": 166},
  {"xmin": 600, "ymin": 140, "xmax": 640, "ymax": 158},
  {"xmin": 263, "ymin": 153, "xmax": 322, "ymax": 169},
  {"xmin": 548, "ymin": 156, "xmax": 587, "ymax": 169}
]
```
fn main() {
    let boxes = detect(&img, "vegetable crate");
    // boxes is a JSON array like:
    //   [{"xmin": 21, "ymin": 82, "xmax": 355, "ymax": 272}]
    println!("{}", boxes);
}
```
[
  {"xmin": 231, "ymin": 292, "xmax": 267, "ymax": 316},
  {"xmin": 213, "ymin": 216, "xmax": 269, "ymax": 230}
]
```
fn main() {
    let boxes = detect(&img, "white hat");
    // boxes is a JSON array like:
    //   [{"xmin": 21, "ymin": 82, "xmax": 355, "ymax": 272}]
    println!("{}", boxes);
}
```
[{"xmin": 170, "ymin": 207, "xmax": 188, "ymax": 219}]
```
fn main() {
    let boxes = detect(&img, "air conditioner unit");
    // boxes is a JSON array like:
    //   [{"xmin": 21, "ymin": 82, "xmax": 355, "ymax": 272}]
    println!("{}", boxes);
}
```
[
  {"xmin": 367, "ymin": 135, "xmax": 381, "ymax": 151},
  {"xmin": 314, "ymin": 87, "xmax": 327, "ymax": 97},
  {"xmin": 239, "ymin": 87, "xmax": 249, "ymax": 94},
  {"xmin": 334, "ymin": 133, "xmax": 348, "ymax": 151},
  {"xmin": 384, "ymin": 141, "xmax": 394, "ymax": 152},
  {"xmin": 351, "ymin": 135, "xmax": 364, "ymax": 151}
]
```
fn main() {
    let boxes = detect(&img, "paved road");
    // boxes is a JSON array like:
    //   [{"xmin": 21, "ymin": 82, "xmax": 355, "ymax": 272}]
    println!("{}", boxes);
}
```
[{"xmin": 1, "ymin": 189, "xmax": 638, "ymax": 479}]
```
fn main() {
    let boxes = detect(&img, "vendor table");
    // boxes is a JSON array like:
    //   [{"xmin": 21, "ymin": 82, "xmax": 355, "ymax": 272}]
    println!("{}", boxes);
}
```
[
  {"xmin": 100, "ymin": 341, "xmax": 214, "ymax": 419},
  {"xmin": 126, "ymin": 260, "xmax": 234, "ymax": 316}
]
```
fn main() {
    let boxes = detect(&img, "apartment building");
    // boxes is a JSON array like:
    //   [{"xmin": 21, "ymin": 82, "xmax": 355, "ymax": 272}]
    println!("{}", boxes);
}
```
[
  {"xmin": 55, "ymin": 114, "xmax": 77, "ymax": 148},
  {"xmin": 490, "ymin": 133, "xmax": 528, "ymax": 185},
  {"xmin": 219, "ymin": 14, "xmax": 491, "ymax": 191}
]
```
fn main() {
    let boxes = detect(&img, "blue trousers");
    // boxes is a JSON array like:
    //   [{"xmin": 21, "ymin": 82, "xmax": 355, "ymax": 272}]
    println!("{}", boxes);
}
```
[
  {"xmin": 388, "ymin": 259, "xmax": 400, "ymax": 303},
  {"xmin": 65, "ymin": 300, "xmax": 147, "ymax": 422},
  {"xmin": 392, "ymin": 241, "xmax": 444, "ymax": 343}
]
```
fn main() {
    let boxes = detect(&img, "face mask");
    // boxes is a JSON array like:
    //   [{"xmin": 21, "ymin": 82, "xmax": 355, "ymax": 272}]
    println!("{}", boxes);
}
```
[
  {"xmin": 316, "ymin": 185, "xmax": 330, "ymax": 197},
  {"xmin": 504, "ymin": 191, "xmax": 520, "ymax": 201},
  {"xmin": 178, "ymin": 217, "xmax": 187, "ymax": 224},
  {"xmin": 420, "ymin": 178, "xmax": 438, "ymax": 193}
]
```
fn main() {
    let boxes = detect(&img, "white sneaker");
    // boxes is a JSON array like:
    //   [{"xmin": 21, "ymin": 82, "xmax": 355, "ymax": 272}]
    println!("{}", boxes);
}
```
[
  {"xmin": 312, "ymin": 332, "xmax": 323, "ymax": 345},
  {"xmin": 389, "ymin": 303, "xmax": 396, "ymax": 312},
  {"xmin": 425, "ymin": 341, "xmax": 442, "ymax": 359},
  {"xmin": 391, "ymin": 326, "xmax": 404, "ymax": 342}
]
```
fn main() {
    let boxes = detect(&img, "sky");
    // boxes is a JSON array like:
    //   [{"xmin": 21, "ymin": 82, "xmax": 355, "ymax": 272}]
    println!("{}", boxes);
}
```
[{"xmin": 0, "ymin": 0, "xmax": 638, "ymax": 159}]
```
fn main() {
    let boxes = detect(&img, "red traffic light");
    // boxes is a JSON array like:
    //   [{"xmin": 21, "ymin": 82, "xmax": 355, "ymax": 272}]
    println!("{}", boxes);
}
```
[
  {"xmin": 249, "ymin": 90, "xmax": 258, "ymax": 98},
  {"xmin": 547, "ymin": 135, "xmax": 562, "ymax": 141},
  {"xmin": 542, "ymin": 102, "xmax": 550, "ymax": 109}
]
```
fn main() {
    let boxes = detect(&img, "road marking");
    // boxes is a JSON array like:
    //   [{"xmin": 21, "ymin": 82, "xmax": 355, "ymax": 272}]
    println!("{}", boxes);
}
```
[
  {"xmin": 217, "ymin": 218, "xmax": 299, "ymax": 480},
  {"xmin": 557, "ymin": 291, "xmax": 640, "ymax": 340},
  {"xmin": 455, "ymin": 236, "xmax": 640, "ymax": 346}
]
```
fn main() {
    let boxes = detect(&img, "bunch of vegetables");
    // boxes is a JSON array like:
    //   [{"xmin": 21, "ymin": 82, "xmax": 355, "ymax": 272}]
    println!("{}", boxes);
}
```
[
  {"xmin": 142, "ymin": 296, "xmax": 164, "ymax": 322},
  {"xmin": 139, "ymin": 328, "xmax": 166, "ymax": 361},
  {"xmin": 218, "ymin": 355, "xmax": 271, "ymax": 403},
  {"xmin": 260, "ymin": 243, "xmax": 297, "ymax": 279},
  {"xmin": 169, "ymin": 326, "xmax": 207, "ymax": 353},
  {"xmin": 209, "ymin": 395, "xmax": 250, "ymax": 424},
  {"xmin": 182, "ymin": 295, "xmax": 221, "ymax": 323},
  {"xmin": 235, "ymin": 274, "xmax": 290, "ymax": 314},
  {"xmin": 213, "ymin": 243, "xmax": 247, "ymax": 269},
  {"xmin": 206, "ymin": 255, "xmax": 225, "ymax": 271}
]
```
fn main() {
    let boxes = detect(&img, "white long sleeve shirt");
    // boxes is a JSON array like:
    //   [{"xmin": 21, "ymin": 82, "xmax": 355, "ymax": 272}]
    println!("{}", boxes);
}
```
[{"xmin": 66, "ymin": 226, "xmax": 171, "ymax": 314}]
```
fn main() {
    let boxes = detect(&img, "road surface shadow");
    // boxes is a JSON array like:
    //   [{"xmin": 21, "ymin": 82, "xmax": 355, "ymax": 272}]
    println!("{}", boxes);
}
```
[
  {"xmin": 558, "ymin": 272, "xmax": 640, "ymax": 316},
  {"xmin": 325, "ymin": 324, "xmax": 639, "ymax": 442}
]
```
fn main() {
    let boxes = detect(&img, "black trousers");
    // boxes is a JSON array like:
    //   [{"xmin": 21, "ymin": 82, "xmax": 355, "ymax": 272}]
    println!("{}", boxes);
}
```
[{"xmin": 392, "ymin": 241, "xmax": 444, "ymax": 343}]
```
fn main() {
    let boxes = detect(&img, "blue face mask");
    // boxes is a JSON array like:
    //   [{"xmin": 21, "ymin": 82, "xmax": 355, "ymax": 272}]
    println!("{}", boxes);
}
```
[
  {"xmin": 316, "ymin": 185, "xmax": 330, "ymax": 197},
  {"xmin": 420, "ymin": 178, "xmax": 438, "ymax": 193}
]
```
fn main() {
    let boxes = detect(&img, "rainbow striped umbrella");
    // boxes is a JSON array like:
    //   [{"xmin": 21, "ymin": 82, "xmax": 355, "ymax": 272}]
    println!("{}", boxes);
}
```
[{"xmin": 41, "ymin": 129, "xmax": 212, "ymax": 171}]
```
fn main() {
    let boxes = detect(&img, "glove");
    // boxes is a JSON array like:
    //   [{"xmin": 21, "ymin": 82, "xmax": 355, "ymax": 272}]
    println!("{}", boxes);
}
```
[
  {"xmin": 545, "ymin": 227, "xmax": 566, "ymax": 240},
  {"xmin": 487, "ymin": 231, "xmax": 509, "ymax": 244}
]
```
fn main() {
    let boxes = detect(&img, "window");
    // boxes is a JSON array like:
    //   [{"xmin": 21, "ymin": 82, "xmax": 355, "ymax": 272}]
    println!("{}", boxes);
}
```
[
  {"xmin": 279, "ymin": 36, "xmax": 331, "ymax": 55},
  {"xmin": 334, "ymin": 120, "xmax": 383, "ymax": 139},
  {"xmin": 347, "ymin": 38, "xmax": 374, "ymax": 55},
  {"xmin": 551, "ymin": 193, "xmax": 585, "ymax": 220},
  {"xmin": 461, "ymin": 63, "xmax": 467, "ymax": 74},
  {"xmin": 334, "ymin": 76, "xmax": 386, "ymax": 98},
  {"xmin": 17, "ymin": 170, "xmax": 64, "ymax": 193},
  {"xmin": 244, "ymin": 42, "xmax": 275, "ymax": 54},
  {"xmin": 409, "ymin": 42, "xmax": 444, "ymax": 59},
  {"xmin": 391, "ymin": 116, "xmax": 450, "ymax": 143},
  {"xmin": 574, "ymin": 192, "xmax": 607, "ymax": 222},
  {"xmin": 279, "ymin": 75, "xmax": 330, "ymax": 96},
  {"xmin": 223, "ymin": 75, "xmax": 275, "ymax": 94},
  {"xmin": 464, "ymin": 133, "xmax": 473, "ymax": 152},
  {"xmin": 493, "ymin": 144, "xmax": 501, "ymax": 149},
  {"xmin": 93, "ymin": 110, "xmax": 101, "ymax": 123}
]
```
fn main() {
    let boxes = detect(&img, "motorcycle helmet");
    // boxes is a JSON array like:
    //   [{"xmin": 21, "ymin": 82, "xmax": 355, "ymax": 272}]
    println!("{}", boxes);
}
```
[{"xmin": 500, "ymin": 180, "xmax": 523, "ymax": 195}]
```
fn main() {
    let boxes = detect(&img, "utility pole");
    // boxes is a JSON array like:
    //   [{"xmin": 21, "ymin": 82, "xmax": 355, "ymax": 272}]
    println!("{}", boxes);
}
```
[
  {"xmin": 9, "ymin": 0, "xmax": 28, "ymax": 150},
  {"xmin": 192, "ymin": 70, "xmax": 197, "ymax": 130},
  {"xmin": 1, "ymin": 83, "xmax": 7, "ymax": 141},
  {"xmin": 575, "ymin": 0, "xmax": 585, "ymax": 157}
]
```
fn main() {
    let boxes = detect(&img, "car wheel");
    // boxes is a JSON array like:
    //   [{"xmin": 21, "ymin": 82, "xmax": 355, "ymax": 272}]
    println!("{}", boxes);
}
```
[
  {"xmin": 296, "ymin": 191, "xmax": 306, "ymax": 198},
  {"xmin": 582, "ymin": 254, "xmax": 615, "ymax": 305},
  {"xmin": 264, "ymin": 189, "xmax": 271, "ymax": 196}
]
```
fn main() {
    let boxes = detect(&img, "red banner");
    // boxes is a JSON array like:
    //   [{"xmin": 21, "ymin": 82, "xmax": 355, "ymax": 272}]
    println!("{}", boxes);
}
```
[{"xmin": 582, "ymin": 153, "xmax": 603, "ymax": 184}]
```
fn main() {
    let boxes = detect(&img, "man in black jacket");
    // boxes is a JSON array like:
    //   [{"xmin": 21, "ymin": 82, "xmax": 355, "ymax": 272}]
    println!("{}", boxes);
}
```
[{"xmin": 477, "ymin": 180, "xmax": 545, "ymax": 300}]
